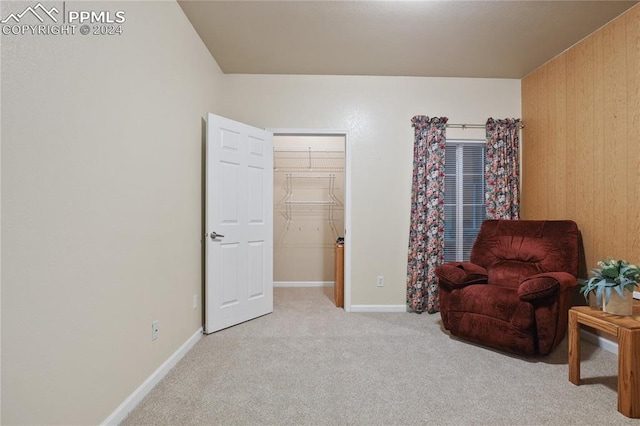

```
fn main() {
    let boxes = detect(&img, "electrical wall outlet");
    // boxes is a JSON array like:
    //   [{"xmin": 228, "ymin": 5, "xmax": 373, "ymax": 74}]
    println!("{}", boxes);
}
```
[
  {"xmin": 152, "ymin": 320, "xmax": 159, "ymax": 341},
  {"xmin": 193, "ymin": 294, "xmax": 198, "ymax": 310},
  {"xmin": 377, "ymin": 275, "xmax": 384, "ymax": 287}
]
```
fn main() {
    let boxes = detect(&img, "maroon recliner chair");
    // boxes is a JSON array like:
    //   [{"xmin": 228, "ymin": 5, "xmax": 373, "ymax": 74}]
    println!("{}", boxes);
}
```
[{"xmin": 435, "ymin": 220, "xmax": 579, "ymax": 356}]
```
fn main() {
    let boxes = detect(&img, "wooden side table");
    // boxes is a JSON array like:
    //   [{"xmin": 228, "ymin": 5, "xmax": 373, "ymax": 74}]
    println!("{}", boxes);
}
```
[{"xmin": 568, "ymin": 299, "xmax": 640, "ymax": 418}]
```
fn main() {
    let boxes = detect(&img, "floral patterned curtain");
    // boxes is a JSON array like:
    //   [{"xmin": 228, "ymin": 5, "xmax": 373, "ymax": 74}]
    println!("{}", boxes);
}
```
[
  {"xmin": 407, "ymin": 116, "xmax": 448, "ymax": 314},
  {"xmin": 485, "ymin": 118, "xmax": 521, "ymax": 220}
]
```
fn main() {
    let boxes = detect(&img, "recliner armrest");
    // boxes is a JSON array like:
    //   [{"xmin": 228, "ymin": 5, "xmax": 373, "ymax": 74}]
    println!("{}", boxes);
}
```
[
  {"xmin": 518, "ymin": 272, "xmax": 577, "ymax": 302},
  {"xmin": 435, "ymin": 262, "xmax": 488, "ymax": 290}
]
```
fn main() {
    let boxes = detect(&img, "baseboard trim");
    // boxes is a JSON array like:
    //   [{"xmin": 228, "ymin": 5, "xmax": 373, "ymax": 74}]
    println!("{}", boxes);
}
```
[
  {"xmin": 274, "ymin": 281, "xmax": 333, "ymax": 288},
  {"xmin": 101, "ymin": 327, "xmax": 203, "ymax": 425},
  {"xmin": 350, "ymin": 305, "xmax": 407, "ymax": 313},
  {"xmin": 581, "ymin": 328, "xmax": 618, "ymax": 355}
]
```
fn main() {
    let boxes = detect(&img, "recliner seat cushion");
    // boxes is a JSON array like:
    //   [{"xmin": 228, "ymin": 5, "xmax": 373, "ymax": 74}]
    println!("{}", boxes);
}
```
[
  {"xmin": 448, "ymin": 285, "xmax": 533, "ymax": 326},
  {"xmin": 447, "ymin": 285, "xmax": 536, "ymax": 355}
]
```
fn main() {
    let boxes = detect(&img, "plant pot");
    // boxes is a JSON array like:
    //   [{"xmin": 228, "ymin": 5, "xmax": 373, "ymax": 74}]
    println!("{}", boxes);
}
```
[
  {"xmin": 588, "ymin": 291, "xmax": 599, "ymax": 309},
  {"xmin": 602, "ymin": 289, "xmax": 634, "ymax": 315}
]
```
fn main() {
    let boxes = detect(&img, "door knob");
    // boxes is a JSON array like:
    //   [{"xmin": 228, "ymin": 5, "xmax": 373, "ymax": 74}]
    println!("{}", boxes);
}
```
[{"xmin": 209, "ymin": 232, "xmax": 225, "ymax": 240}]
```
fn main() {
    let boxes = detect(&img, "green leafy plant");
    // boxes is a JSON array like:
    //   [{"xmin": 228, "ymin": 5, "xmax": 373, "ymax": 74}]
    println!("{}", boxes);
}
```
[{"xmin": 580, "ymin": 258, "xmax": 639, "ymax": 307}]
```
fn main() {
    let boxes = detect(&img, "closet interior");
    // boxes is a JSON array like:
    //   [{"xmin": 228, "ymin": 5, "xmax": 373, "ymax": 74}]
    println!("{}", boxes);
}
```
[{"xmin": 273, "ymin": 135, "xmax": 345, "ymax": 285}]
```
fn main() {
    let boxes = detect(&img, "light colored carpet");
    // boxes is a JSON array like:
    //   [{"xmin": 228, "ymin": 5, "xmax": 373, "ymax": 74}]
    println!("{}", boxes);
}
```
[{"xmin": 122, "ymin": 287, "xmax": 635, "ymax": 425}]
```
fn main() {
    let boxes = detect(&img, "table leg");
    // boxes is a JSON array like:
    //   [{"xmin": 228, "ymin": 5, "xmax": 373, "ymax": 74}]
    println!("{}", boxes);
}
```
[
  {"xmin": 617, "ymin": 328, "xmax": 640, "ymax": 418},
  {"xmin": 568, "ymin": 310, "xmax": 581, "ymax": 385}
]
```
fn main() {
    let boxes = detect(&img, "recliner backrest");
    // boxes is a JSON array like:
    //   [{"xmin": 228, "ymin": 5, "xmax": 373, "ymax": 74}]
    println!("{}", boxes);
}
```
[{"xmin": 470, "ymin": 220, "xmax": 579, "ymax": 288}]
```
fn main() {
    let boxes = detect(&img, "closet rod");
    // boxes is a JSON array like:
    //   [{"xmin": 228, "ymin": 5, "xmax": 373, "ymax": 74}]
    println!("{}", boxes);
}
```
[
  {"xmin": 446, "ymin": 123, "xmax": 525, "ymax": 129},
  {"xmin": 273, "ymin": 147, "xmax": 344, "ymax": 153}
]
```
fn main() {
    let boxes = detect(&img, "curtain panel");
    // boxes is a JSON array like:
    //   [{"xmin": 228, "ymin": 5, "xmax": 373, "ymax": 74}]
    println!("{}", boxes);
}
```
[
  {"xmin": 485, "ymin": 118, "xmax": 521, "ymax": 220},
  {"xmin": 406, "ymin": 116, "xmax": 448, "ymax": 314}
]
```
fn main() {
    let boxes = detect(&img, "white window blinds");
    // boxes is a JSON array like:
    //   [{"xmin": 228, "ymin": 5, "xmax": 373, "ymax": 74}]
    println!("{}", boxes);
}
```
[{"xmin": 444, "ymin": 141, "xmax": 486, "ymax": 262}]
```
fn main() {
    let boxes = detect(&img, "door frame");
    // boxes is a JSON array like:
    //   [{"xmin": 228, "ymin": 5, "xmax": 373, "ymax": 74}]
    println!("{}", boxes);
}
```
[{"xmin": 269, "ymin": 129, "xmax": 352, "ymax": 312}]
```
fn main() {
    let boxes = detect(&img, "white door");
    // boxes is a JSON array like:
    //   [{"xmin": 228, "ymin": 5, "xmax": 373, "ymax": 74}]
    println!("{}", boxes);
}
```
[{"xmin": 205, "ymin": 113, "xmax": 273, "ymax": 333}]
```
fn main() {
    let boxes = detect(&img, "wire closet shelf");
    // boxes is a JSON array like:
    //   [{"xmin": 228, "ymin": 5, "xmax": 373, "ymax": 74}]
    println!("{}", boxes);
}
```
[{"xmin": 273, "ymin": 146, "xmax": 345, "ymax": 243}]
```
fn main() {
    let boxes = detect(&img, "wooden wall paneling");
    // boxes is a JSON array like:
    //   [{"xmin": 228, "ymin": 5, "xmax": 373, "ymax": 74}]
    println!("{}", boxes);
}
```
[
  {"xmin": 626, "ymin": 7, "xmax": 640, "ymax": 262},
  {"xmin": 521, "ymin": 4, "xmax": 640, "ymax": 273},
  {"xmin": 520, "ymin": 78, "xmax": 528, "ymax": 217},
  {"xmin": 574, "ymin": 39, "xmax": 595, "ymax": 268},
  {"xmin": 520, "ymin": 77, "xmax": 528, "ymax": 217},
  {"xmin": 544, "ymin": 59, "xmax": 557, "ymax": 218},
  {"xmin": 592, "ymin": 29, "xmax": 606, "ymax": 266},
  {"xmin": 537, "ymin": 66, "xmax": 551, "ymax": 219},
  {"xmin": 523, "ymin": 73, "xmax": 534, "ymax": 219},
  {"xmin": 602, "ymin": 18, "xmax": 628, "ymax": 260},
  {"xmin": 521, "ymin": 71, "xmax": 541, "ymax": 219},
  {"xmin": 532, "ymin": 66, "xmax": 547, "ymax": 218},
  {"xmin": 553, "ymin": 55, "xmax": 568, "ymax": 219},
  {"xmin": 565, "ymin": 49, "xmax": 578, "ymax": 222},
  {"xmin": 537, "ymin": 67, "xmax": 550, "ymax": 219}
]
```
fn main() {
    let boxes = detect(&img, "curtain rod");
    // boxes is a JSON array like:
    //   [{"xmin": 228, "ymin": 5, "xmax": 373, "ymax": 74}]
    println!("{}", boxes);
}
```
[{"xmin": 446, "ymin": 123, "xmax": 525, "ymax": 129}]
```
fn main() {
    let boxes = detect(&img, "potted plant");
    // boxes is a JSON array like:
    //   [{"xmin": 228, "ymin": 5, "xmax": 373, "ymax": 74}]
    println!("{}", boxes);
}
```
[{"xmin": 580, "ymin": 258, "xmax": 639, "ymax": 315}]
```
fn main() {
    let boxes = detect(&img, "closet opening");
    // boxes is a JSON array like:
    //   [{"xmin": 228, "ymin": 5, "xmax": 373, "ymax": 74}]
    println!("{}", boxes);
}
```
[{"xmin": 271, "ymin": 131, "xmax": 350, "ymax": 310}]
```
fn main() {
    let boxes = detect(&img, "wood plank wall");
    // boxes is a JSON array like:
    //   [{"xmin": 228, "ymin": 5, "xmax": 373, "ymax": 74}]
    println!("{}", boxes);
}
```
[{"xmin": 521, "ymin": 4, "xmax": 639, "ymax": 275}]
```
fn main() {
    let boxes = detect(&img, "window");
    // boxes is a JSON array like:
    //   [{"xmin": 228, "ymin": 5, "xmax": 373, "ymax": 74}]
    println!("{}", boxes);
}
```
[{"xmin": 444, "ymin": 141, "xmax": 485, "ymax": 262}]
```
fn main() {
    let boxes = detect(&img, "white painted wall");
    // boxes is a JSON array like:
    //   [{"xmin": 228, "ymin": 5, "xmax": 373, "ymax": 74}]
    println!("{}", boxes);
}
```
[
  {"xmin": 1, "ymin": 1, "xmax": 223, "ymax": 423},
  {"xmin": 219, "ymin": 75, "xmax": 521, "ymax": 306}
]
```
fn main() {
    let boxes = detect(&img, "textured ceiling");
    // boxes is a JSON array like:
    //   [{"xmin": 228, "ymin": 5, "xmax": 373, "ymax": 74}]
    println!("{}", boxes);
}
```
[{"xmin": 178, "ymin": 1, "xmax": 638, "ymax": 79}]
